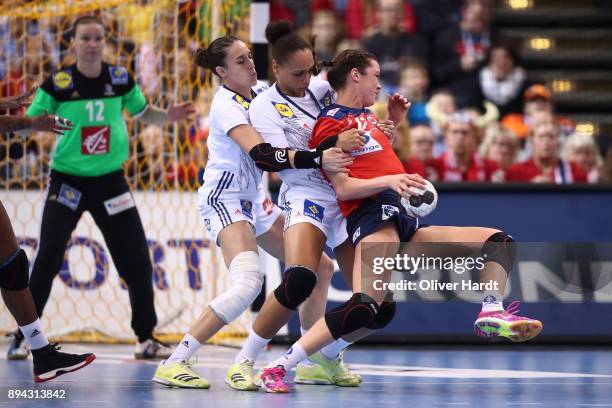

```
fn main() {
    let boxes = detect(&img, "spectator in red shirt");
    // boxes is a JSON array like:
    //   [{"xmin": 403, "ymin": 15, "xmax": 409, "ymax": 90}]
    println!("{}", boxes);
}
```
[
  {"xmin": 506, "ymin": 121, "xmax": 587, "ymax": 183},
  {"xmin": 403, "ymin": 124, "xmax": 439, "ymax": 180},
  {"xmin": 502, "ymin": 84, "xmax": 575, "ymax": 141},
  {"xmin": 479, "ymin": 123, "xmax": 520, "ymax": 172},
  {"xmin": 345, "ymin": 0, "xmax": 417, "ymax": 41},
  {"xmin": 434, "ymin": 112, "xmax": 501, "ymax": 182},
  {"xmin": 562, "ymin": 132, "xmax": 603, "ymax": 184}
]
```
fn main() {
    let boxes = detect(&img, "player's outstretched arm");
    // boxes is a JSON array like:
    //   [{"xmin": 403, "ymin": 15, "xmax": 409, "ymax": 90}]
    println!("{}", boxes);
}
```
[
  {"xmin": 1, "ymin": 113, "xmax": 72, "ymax": 135},
  {"xmin": 0, "ymin": 86, "xmax": 38, "ymax": 109},
  {"xmin": 228, "ymin": 124, "xmax": 351, "ymax": 172},
  {"xmin": 137, "ymin": 102, "xmax": 196, "ymax": 125},
  {"xmin": 328, "ymin": 171, "xmax": 426, "ymax": 201}
]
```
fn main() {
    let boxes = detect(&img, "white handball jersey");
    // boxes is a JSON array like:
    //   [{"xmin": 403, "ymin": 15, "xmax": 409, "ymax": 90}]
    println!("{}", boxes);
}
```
[
  {"xmin": 248, "ymin": 77, "xmax": 335, "ymax": 198},
  {"xmin": 204, "ymin": 81, "xmax": 268, "ymax": 193}
]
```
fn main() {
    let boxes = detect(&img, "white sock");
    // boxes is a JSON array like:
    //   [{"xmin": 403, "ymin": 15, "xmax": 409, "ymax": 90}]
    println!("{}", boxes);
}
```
[
  {"xmin": 234, "ymin": 328, "xmax": 270, "ymax": 363},
  {"xmin": 269, "ymin": 342, "xmax": 308, "ymax": 372},
  {"xmin": 165, "ymin": 333, "xmax": 201, "ymax": 365},
  {"xmin": 19, "ymin": 319, "xmax": 49, "ymax": 351},
  {"xmin": 320, "ymin": 338, "xmax": 351, "ymax": 360},
  {"xmin": 299, "ymin": 327, "xmax": 314, "ymax": 365},
  {"xmin": 482, "ymin": 290, "xmax": 504, "ymax": 312}
]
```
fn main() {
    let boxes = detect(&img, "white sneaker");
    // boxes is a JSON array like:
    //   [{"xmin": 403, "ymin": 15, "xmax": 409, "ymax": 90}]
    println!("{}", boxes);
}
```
[{"xmin": 135, "ymin": 338, "xmax": 173, "ymax": 360}]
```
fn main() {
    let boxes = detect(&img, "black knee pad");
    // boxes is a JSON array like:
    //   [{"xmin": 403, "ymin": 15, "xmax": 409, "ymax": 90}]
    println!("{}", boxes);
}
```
[
  {"xmin": 325, "ymin": 293, "xmax": 380, "ymax": 340},
  {"xmin": 482, "ymin": 231, "xmax": 516, "ymax": 274},
  {"xmin": 373, "ymin": 300, "xmax": 396, "ymax": 329},
  {"xmin": 0, "ymin": 248, "xmax": 29, "ymax": 291},
  {"xmin": 273, "ymin": 265, "xmax": 318, "ymax": 310}
]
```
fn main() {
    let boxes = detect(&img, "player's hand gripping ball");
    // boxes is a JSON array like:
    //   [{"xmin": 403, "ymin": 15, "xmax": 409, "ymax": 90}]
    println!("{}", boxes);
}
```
[{"xmin": 401, "ymin": 179, "xmax": 438, "ymax": 218}]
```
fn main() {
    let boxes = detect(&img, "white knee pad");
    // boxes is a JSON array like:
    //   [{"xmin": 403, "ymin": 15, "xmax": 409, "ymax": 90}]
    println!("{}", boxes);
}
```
[{"xmin": 208, "ymin": 251, "xmax": 263, "ymax": 324}]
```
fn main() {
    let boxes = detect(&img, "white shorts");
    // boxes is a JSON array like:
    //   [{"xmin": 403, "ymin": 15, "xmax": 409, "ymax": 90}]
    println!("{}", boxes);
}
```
[
  {"xmin": 280, "ymin": 189, "xmax": 348, "ymax": 250},
  {"xmin": 198, "ymin": 171, "xmax": 282, "ymax": 245}
]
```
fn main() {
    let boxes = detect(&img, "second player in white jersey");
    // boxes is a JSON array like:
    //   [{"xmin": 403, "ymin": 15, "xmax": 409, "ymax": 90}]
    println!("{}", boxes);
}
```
[
  {"xmin": 229, "ymin": 21, "xmax": 367, "ymax": 391},
  {"xmin": 249, "ymin": 77, "xmax": 351, "ymax": 248}
]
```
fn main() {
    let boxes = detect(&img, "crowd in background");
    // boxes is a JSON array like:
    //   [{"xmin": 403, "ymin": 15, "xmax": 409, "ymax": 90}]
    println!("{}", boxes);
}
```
[{"xmin": 1, "ymin": 0, "xmax": 611, "ymax": 190}]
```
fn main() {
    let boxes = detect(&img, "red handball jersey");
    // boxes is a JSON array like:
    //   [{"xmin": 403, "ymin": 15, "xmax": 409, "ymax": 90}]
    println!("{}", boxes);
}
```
[
  {"xmin": 430, "ymin": 151, "xmax": 503, "ymax": 182},
  {"xmin": 505, "ymin": 159, "xmax": 587, "ymax": 183},
  {"xmin": 310, "ymin": 104, "xmax": 406, "ymax": 217}
]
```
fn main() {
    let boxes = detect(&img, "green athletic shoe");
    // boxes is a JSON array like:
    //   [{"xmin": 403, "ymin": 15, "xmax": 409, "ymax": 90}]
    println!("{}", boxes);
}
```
[
  {"xmin": 295, "ymin": 351, "xmax": 361, "ymax": 387},
  {"xmin": 152, "ymin": 360, "xmax": 210, "ymax": 389},
  {"xmin": 226, "ymin": 358, "xmax": 258, "ymax": 391}
]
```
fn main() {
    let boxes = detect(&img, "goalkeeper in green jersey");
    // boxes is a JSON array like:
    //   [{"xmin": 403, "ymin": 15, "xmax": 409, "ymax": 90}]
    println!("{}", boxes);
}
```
[{"xmin": 7, "ymin": 15, "xmax": 194, "ymax": 361}]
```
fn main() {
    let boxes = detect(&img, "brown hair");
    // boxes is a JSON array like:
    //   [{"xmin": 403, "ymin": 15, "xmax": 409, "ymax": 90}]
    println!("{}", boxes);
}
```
[
  {"xmin": 326, "ymin": 49, "xmax": 377, "ymax": 91},
  {"xmin": 194, "ymin": 35, "xmax": 241, "ymax": 77},
  {"xmin": 72, "ymin": 15, "xmax": 105, "ymax": 38}
]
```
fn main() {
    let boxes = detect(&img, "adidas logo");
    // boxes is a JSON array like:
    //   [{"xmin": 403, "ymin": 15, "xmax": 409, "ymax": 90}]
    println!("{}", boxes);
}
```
[
  {"xmin": 174, "ymin": 374, "xmax": 198, "ymax": 382},
  {"xmin": 70, "ymin": 90, "xmax": 80, "ymax": 98},
  {"xmin": 30, "ymin": 329, "xmax": 40, "ymax": 338},
  {"xmin": 182, "ymin": 340, "xmax": 189, "ymax": 348},
  {"xmin": 231, "ymin": 373, "xmax": 245, "ymax": 382}
]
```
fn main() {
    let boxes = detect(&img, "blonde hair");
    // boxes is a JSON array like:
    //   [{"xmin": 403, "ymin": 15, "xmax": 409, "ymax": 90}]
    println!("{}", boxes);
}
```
[
  {"xmin": 562, "ymin": 132, "xmax": 603, "ymax": 167},
  {"xmin": 479, "ymin": 123, "xmax": 519, "ymax": 161}
]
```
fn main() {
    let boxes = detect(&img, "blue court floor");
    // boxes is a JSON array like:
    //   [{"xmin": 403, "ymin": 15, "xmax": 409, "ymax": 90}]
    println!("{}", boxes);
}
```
[{"xmin": 1, "ymin": 343, "xmax": 611, "ymax": 408}]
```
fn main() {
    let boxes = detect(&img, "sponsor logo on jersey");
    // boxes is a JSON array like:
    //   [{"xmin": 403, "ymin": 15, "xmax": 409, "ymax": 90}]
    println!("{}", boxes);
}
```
[
  {"xmin": 240, "ymin": 199, "xmax": 254, "ymax": 219},
  {"xmin": 232, "ymin": 94, "xmax": 250, "ymax": 110},
  {"xmin": 273, "ymin": 102, "xmax": 295, "ymax": 118},
  {"xmin": 104, "ymin": 83, "xmax": 115, "ymax": 96},
  {"xmin": 81, "ymin": 126, "xmax": 110, "ymax": 155},
  {"xmin": 109, "ymin": 66, "xmax": 128, "ymax": 85},
  {"xmin": 57, "ymin": 184, "xmax": 81, "ymax": 211},
  {"xmin": 382, "ymin": 204, "xmax": 399, "ymax": 221},
  {"xmin": 303, "ymin": 199, "xmax": 324, "ymax": 222},
  {"xmin": 350, "ymin": 131, "xmax": 383, "ymax": 156},
  {"xmin": 352, "ymin": 227, "xmax": 361, "ymax": 243},
  {"xmin": 326, "ymin": 108, "xmax": 339, "ymax": 117},
  {"xmin": 104, "ymin": 192, "xmax": 136, "ymax": 216},
  {"xmin": 53, "ymin": 71, "xmax": 73, "ymax": 90},
  {"xmin": 321, "ymin": 90, "xmax": 332, "ymax": 107}
]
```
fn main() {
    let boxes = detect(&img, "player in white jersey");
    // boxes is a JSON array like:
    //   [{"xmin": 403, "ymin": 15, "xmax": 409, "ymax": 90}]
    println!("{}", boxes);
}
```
[
  {"xmin": 227, "ymin": 21, "xmax": 403, "ymax": 390},
  {"xmin": 152, "ymin": 35, "xmax": 351, "ymax": 390}
]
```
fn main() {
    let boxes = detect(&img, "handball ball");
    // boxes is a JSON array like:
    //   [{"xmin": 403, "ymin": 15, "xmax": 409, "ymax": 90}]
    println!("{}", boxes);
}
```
[{"xmin": 401, "ymin": 179, "xmax": 438, "ymax": 218}]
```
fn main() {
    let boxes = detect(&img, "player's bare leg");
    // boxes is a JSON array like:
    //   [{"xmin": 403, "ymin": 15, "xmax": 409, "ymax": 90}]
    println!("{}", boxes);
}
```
[
  {"xmin": 259, "ymin": 224, "xmax": 398, "ymax": 392},
  {"xmin": 1, "ymin": 201, "xmax": 95, "ymax": 381},
  {"xmin": 412, "ymin": 226, "xmax": 542, "ymax": 342}
]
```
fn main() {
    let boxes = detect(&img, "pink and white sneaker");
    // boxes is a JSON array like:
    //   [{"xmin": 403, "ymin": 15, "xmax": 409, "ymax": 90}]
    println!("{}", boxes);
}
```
[
  {"xmin": 474, "ymin": 301, "xmax": 543, "ymax": 342},
  {"xmin": 258, "ymin": 366, "xmax": 290, "ymax": 393}
]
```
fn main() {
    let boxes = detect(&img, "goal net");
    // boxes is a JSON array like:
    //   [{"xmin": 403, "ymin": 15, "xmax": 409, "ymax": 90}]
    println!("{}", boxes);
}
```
[{"xmin": 0, "ymin": 0, "xmax": 254, "ymax": 345}]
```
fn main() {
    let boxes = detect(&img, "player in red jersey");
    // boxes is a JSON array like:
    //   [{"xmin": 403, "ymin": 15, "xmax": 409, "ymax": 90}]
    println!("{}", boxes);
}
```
[{"xmin": 257, "ymin": 50, "xmax": 542, "ymax": 393}]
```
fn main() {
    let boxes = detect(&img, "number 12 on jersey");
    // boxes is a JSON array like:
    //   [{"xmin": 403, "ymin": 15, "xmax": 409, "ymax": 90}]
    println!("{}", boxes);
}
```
[{"xmin": 85, "ymin": 101, "xmax": 105, "ymax": 122}]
